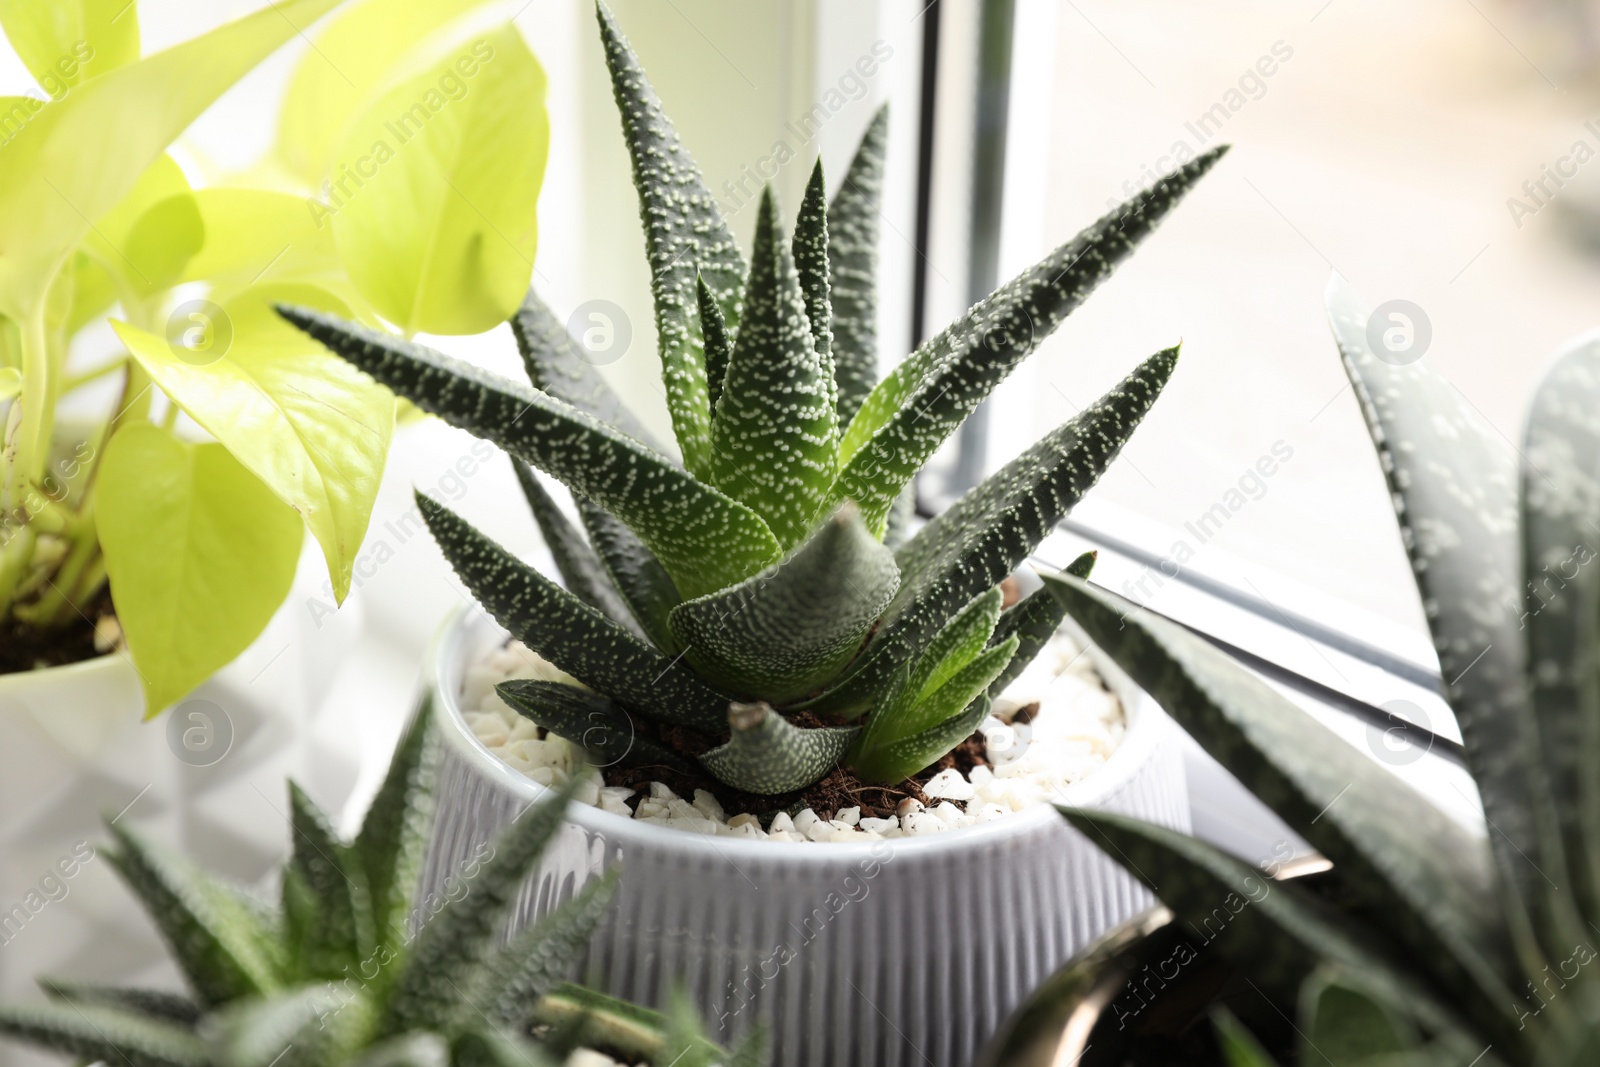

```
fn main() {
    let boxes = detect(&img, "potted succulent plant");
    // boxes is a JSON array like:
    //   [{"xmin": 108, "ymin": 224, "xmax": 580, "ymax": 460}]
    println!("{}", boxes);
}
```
[
  {"xmin": 0, "ymin": 0, "xmax": 550, "ymax": 1018},
  {"xmin": 281, "ymin": 5, "xmax": 1225, "ymax": 1063},
  {"xmin": 984, "ymin": 276, "xmax": 1600, "ymax": 1065},
  {"xmin": 0, "ymin": 696, "xmax": 757, "ymax": 1067}
]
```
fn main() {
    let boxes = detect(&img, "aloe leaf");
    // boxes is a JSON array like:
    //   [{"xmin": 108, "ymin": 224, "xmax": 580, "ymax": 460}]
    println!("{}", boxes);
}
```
[
  {"xmin": 596, "ymin": 1, "xmax": 746, "ymax": 478},
  {"xmin": 906, "ymin": 586, "xmax": 1005, "ymax": 705},
  {"xmin": 279, "ymin": 307, "xmax": 783, "ymax": 598},
  {"xmin": 883, "ymin": 484, "xmax": 917, "ymax": 550},
  {"xmin": 510, "ymin": 288, "xmax": 662, "ymax": 452},
  {"xmin": 1044, "ymin": 574, "xmax": 1518, "ymax": 1026},
  {"xmin": 696, "ymin": 274, "xmax": 734, "ymax": 416},
  {"xmin": 1059, "ymin": 809, "xmax": 1475, "ymax": 1043},
  {"xmin": 986, "ymin": 551, "xmax": 1095, "ymax": 697},
  {"xmin": 476, "ymin": 868, "xmax": 622, "ymax": 1028},
  {"xmin": 1211, "ymin": 1008, "xmax": 1282, "ymax": 1067},
  {"xmin": 38, "ymin": 979, "xmax": 202, "ymax": 1027},
  {"xmin": 794, "ymin": 157, "xmax": 832, "ymax": 363},
  {"xmin": 382, "ymin": 780, "xmax": 580, "ymax": 1035},
  {"xmin": 659, "ymin": 990, "xmax": 731, "ymax": 1067},
  {"xmin": 104, "ymin": 823, "xmax": 284, "ymax": 1006},
  {"xmin": 418, "ymin": 494, "xmax": 729, "ymax": 730},
  {"xmin": 496, "ymin": 680, "xmax": 695, "ymax": 774},
  {"xmin": 354, "ymin": 695, "xmax": 438, "ymax": 963},
  {"xmin": 1326, "ymin": 274, "xmax": 1563, "ymax": 927},
  {"xmin": 828, "ymin": 103, "xmax": 889, "ymax": 426},
  {"xmin": 533, "ymin": 983, "xmax": 678, "ymax": 1063},
  {"xmin": 347, "ymin": 1033, "xmax": 450, "ymax": 1067},
  {"xmin": 286, "ymin": 781, "xmax": 374, "ymax": 980},
  {"xmin": 700, "ymin": 702, "xmax": 859, "ymax": 795},
  {"xmin": 707, "ymin": 187, "xmax": 839, "ymax": 548},
  {"xmin": 802, "ymin": 347, "xmax": 1178, "ymax": 718},
  {"xmin": 512, "ymin": 459, "xmax": 643, "ymax": 639},
  {"xmin": 833, "ymin": 149, "xmax": 1226, "ymax": 533},
  {"xmin": 0, "ymin": 1001, "xmax": 208, "ymax": 1067},
  {"xmin": 851, "ymin": 695, "xmax": 992, "ymax": 784},
  {"xmin": 451, "ymin": 1029, "xmax": 558, "ymax": 1067},
  {"xmin": 667, "ymin": 504, "xmax": 898, "ymax": 702},
  {"xmin": 204, "ymin": 982, "xmax": 372, "ymax": 1067},
  {"xmin": 1518, "ymin": 331, "xmax": 1600, "ymax": 922},
  {"xmin": 1299, "ymin": 965, "xmax": 1419, "ymax": 1064},
  {"xmin": 575, "ymin": 497, "xmax": 682, "ymax": 654},
  {"xmin": 901, "ymin": 637, "xmax": 1016, "ymax": 740}
]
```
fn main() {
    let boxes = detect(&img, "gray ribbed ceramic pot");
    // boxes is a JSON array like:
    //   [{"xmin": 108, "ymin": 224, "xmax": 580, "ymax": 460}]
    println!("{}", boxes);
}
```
[{"xmin": 417, "ymin": 606, "xmax": 1188, "ymax": 1067}]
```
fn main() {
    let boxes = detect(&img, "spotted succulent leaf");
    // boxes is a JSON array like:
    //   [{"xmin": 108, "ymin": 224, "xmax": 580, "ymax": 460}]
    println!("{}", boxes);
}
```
[
  {"xmin": 1326, "ymin": 274, "xmax": 1561, "ymax": 928},
  {"xmin": 696, "ymin": 273, "xmax": 734, "ymax": 417},
  {"xmin": 204, "ymin": 981, "xmax": 372, "ymax": 1067},
  {"xmin": 802, "ymin": 347, "xmax": 1178, "ymax": 718},
  {"xmin": 700, "ymin": 702, "xmax": 859, "ymax": 794},
  {"xmin": 0, "ymin": 1001, "xmax": 208, "ymax": 1067},
  {"xmin": 828, "ymin": 103, "xmax": 888, "ymax": 426},
  {"xmin": 512, "ymin": 459, "xmax": 644, "ymax": 639},
  {"xmin": 278, "ymin": 306, "xmax": 782, "ymax": 599},
  {"xmin": 1044, "ymin": 573, "xmax": 1516, "ymax": 1025},
  {"xmin": 509, "ymin": 288, "xmax": 662, "ymax": 452},
  {"xmin": 353, "ymin": 694, "xmax": 437, "ymax": 965},
  {"xmin": 496, "ymin": 679, "xmax": 695, "ymax": 774},
  {"xmin": 793, "ymin": 158, "xmax": 832, "ymax": 363},
  {"xmin": 419, "ymin": 493, "xmax": 729, "ymax": 730},
  {"xmin": 851, "ymin": 695, "xmax": 992, "ymax": 785},
  {"xmin": 832, "ymin": 149, "xmax": 1226, "ymax": 534},
  {"xmin": 707, "ymin": 187, "xmax": 839, "ymax": 548},
  {"xmin": 286, "ymin": 781, "xmax": 375, "ymax": 980},
  {"xmin": 597, "ymin": 1, "xmax": 746, "ymax": 478},
  {"xmin": 574, "ymin": 496, "xmax": 683, "ymax": 654},
  {"xmin": 38, "ymin": 979, "xmax": 201, "ymax": 1028},
  {"xmin": 985, "ymin": 550, "xmax": 1095, "ymax": 698},
  {"xmin": 667, "ymin": 503, "xmax": 898, "ymax": 702},
  {"xmin": 904, "ymin": 586, "xmax": 1005, "ymax": 707},
  {"xmin": 104, "ymin": 823, "xmax": 285, "ymax": 1006}
]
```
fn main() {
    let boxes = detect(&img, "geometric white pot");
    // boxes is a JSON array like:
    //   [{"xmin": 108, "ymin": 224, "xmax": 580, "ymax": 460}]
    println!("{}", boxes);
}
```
[{"xmin": 418, "ymin": 606, "xmax": 1189, "ymax": 1067}]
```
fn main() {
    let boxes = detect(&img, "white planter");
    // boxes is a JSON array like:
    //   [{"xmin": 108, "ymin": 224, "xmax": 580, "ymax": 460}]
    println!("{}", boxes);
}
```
[
  {"xmin": 0, "ymin": 555, "xmax": 366, "ymax": 1043},
  {"xmin": 418, "ymin": 607, "xmax": 1189, "ymax": 1067}
]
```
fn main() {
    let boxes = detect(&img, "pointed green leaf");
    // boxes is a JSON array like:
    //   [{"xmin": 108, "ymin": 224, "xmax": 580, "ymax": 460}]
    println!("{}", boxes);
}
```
[
  {"xmin": 1518, "ymin": 331, "xmax": 1600, "ymax": 922},
  {"xmin": 985, "ymin": 552, "xmax": 1095, "ymax": 697},
  {"xmin": 658, "ymin": 989, "xmax": 729, "ymax": 1067},
  {"xmin": 105, "ymin": 822, "xmax": 285, "ymax": 1005},
  {"xmin": 596, "ymin": 1, "xmax": 746, "ymax": 478},
  {"xmin": 0, "ymin": 1, "xmax": 139, "ymax": 91},
  {"xmin": 700, "ymin": 702, "xmax": 858, "ymax": 794},
  {"xmin": 382, "ymin": 780, "xmax": 579, "ymax": 1035},
  {"xmin": 0, "ymin": 1000, "xmax": 207, "ymax": 1067},
  {"xmin": 280, "ymin": 307, "xmax": 784, "ymax": 598},
  {"xmin": 419, "ymin": 493, "xmax": 729, "ymax": 730},
  {"xmin": 510, "ymin": 288, "xmax": 662, "ymax": 451},
  {"xmin": 475, "ymin": 867, "xmax": 622, "ymax": 1027},
  {"xmin": 354, "ymin": 695, "xmax": 438, "ymax": 960},
  {"xmin": 204, "ymin": 983, "xmax": 374, "ymax": 1067},
  {"xmin": 533, "ymin": 983, "xmax": 676, "ymax": 1063},
  {"xmin": 575, "ymin": 497, "xmax": 682, "ymax": 653},
  {"xmin": 286, "ymin": 781, "xmax": 374, "ymax": 979},
  {"xmin": 696, "ymin": 273, "xmax": 733, "ymax": 417},
  {"xmin": 707, "ymin": 187, "xmax": 839, "ymax": 548},
  {"xmin": 497, "ymin": 680, "xmax": 695, "ymax": 773},
  {"xmin": 907, "ymin": 587, "xmax": 1005, "ymax": 706},
  {"xmin": 833, "ymin": 149, "xmax": 1226, "ymax": 533},
  {"xmin": 883, "ymin": 484, "xmax": 916, "ymax": 550},
  {"xmin": 793, "ymin": 157, "xmax": 832, "ymax": 363},
  {"xmin": 39, "ymin": 978, "xmax": 201, "ymax": 1028},
  {"xmin": 851, "ymin": 695, "xmax": 992, "ymax": 785},
  {"xmin": 1043, "ymin": 573, "xmax": 1516, "ymax": 1024},
  {"xmin": 1299, "ymin": 965, "xmax": 1419, "ymax": 1065},
  {"xmin": 1211, "ymin": 1008, "xmax": 1282, "ymax": 1067},
  {"xmin": 1326, "ymin": 273, "xmax": 1558, "ymax": 922},
  {"xmin": 828, "ymin": 103, "xmax": 888, "ymax": 427},
  {"xmin": 667, "ymin": 503, "xmax": 899, "ymax": 702},
  {"xmin": 512, "ymin": 459, "xmax": 643, "ymax": 639},
  {"xmin": 802, "ymin": 347, "xmax": 1177, "ymax": 718}
]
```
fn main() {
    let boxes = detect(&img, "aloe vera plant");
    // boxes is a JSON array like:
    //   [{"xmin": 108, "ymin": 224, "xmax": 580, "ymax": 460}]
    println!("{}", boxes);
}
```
[
  {"xmin": 0, "ymin": 698, "xmax": 754, "ymax": 1067},
  {"xmin": 281, "ymin": 2, "xmax": 1223, "ymax": 796},
  {"xmin": 1039, "ymin": 275, "xmax": 1600, "ymax": 1064}
]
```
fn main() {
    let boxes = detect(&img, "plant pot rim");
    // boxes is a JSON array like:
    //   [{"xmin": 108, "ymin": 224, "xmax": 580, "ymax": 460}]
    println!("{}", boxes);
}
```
[
  {"xmin": 427, "ymin": 604, "xmax": 1171, "ymax": 860},
  {"xmin": 0, "ymin": 646, "xmax": 131, "ymax": 693}
]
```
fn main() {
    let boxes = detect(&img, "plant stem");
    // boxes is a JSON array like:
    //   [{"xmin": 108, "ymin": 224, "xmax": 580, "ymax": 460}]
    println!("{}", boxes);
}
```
[{"xmin": 62, "ymin": 354, "xmax": 130, "ymax": 394}]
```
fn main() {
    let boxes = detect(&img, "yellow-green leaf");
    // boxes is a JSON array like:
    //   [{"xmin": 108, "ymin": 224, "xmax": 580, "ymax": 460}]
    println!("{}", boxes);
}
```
[
  {"xmin": 112, "ymin": 284, "xmax": 394, "ymax": 601},
  {"xmin": 0, "ymin": 0, "xmax": 345, "ymax": 322},
  {"xmin": 0, "ymin": 366, "xmax": 19, "ymax": 400},
  {"xmin": 182, "ymin": 188, "xmax": 342, "ymax": 289},
  {"xmin": 79, "ymin": 154, "xmax": 202, "ymax": 297},
  {"xmin": 277, "ymin": 0, "xmax": 498, "ymax": 186},
  {"xmin": 329, "ymin": 23, "xmax": 548, "ymax": 335},
  {"xmin": 97, "ymin": 423, "xmax": 302, "ymax": 716},
  {"xmin": 0, "ymin": 0, "xmax": 139, "ymax": 93}
]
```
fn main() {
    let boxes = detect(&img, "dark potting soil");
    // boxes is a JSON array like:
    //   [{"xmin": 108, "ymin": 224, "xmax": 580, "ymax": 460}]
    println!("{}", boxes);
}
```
[{"xmin": 0, "ymin": 588, "xmax": 115, "ymax": 675}]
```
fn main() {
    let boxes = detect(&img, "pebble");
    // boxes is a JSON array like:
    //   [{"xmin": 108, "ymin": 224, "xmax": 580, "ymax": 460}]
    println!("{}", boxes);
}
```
[{"xmin": 465, "ymin": 631, "xmax": 1127, "ymax": 844}]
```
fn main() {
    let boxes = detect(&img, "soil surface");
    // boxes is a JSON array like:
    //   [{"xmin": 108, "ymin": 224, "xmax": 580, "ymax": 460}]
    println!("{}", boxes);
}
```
[{"xmin": 0, "ymin": 589, "xmax": 115, "ymax": 675}]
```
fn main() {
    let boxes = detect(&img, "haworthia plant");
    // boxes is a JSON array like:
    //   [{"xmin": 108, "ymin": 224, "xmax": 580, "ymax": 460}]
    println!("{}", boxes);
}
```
[
  {"xmin": 1036, "ymin": 284, "xmax": 1600, "ymax": 1066},
  {"xmin": 283, "ymin": 2, "xmax": 1221, "ymax": 796},
  {"xmin": 0, "ymin": 698, "xmax": 741, "ymax": 1067}
]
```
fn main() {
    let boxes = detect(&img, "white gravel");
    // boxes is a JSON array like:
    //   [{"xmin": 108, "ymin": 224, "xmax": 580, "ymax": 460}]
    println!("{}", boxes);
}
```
[{"xmin": 459, "ymin": 629, "xmax": 1125, "ymax": 843}]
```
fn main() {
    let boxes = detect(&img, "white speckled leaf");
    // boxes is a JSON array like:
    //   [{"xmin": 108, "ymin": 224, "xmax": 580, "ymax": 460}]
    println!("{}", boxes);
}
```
[
  {"xmin": 0, "ymin": 1001, "xmax": 208, "ymax": 1067},
  {"xmin": 850, "ymin": 695, "xmax": 992, "ymax": 785},
  {"xmin": 985, "ymin": 551, "xmax": 1095, "ymax": 697},
  {"xmin": 707, "ymin": 189, "xmax": 839, "ymax": 548},
  {"xmin": 597, "ymin": 3, "xmax": 746, "ymax": 478},
  {"xmin": 700, "ymin": 706, "xmax": 858, "ymax": 795},
  {"xmin": 793, "ymin": 159, "xmax": 833, "ymax": 366},
  {"xmin": 575, "ymin": 496, "xmax": 683, "ymax": 654},
  {"xmin": 828, "ymin": 104, "xmax": 888, "ymax": 426}
]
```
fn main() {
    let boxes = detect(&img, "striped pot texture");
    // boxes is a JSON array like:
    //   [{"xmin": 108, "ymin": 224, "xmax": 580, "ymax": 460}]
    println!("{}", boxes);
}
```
[{"xmin": 418, "ymin": 607, "xmax": 1189, "ymax": 1067}]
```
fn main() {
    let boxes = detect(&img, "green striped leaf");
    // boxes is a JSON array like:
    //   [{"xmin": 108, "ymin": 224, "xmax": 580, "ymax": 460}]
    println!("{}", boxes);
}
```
[
  {"xmin": 697, "ymin": 273, "xmax": 734, "ymax": 417},
  {"xmin": 509, "ymin": 288, "xmax": 663, "ymax": 451},
  {"xmin": 513, "ymin": 459, "xmax": 643, "ymax": 639},
  {"xmin": 667, "ymin": 503, "xmax": 898, "ymax": 703},
  {"xmin": 700, "ymin": 703, "xmax": 858, "ymax": 795},
  {"xmin": 986, "ymin": 551, "xmax": 1095, "ymax": 698},
  {"xmin": 707, "ymin": 187, "xmax": 839, "ymax": 548},
  {"xmin": 286, "ymin": 782, "xmax": 374, "ymax": 980},
  {"xmin": 575, "ymin": 497, "xmax": 682, "ymax": 654},
  {"xmin": 850, "ymin": 695, "xmax": 992, "ymax": 785},
  {"xmin": 279, "ymin": 307, "xmax": 782, "ymax": 598},
  {"xmin": 353, "ymin": 694, "xmax": 438, "ymax": 965},
  {"xmin": 497, "ymin": 680, "xmax": 695, "ymax": 773},
  {"xmin": 832, "ymin": 149, "xmax": 1226, "ymax": 533},
  {"xmin": 0, "ymin": 1001, "xmax": 208, "ymax": 1067},
  {"xmin": 802, "ymin": 347, "xmax": 1178, "ymax": 718},
  {"xmin": 794, "ymin": 158, "xmax": 832, "ymax": 363},
  {"xmin": 38, "ymin": 979, "xmax": 201, "ymax": 1028},
  {"xmin": 906, "ymin": 587, "xmax": 1005, "ymax": 706},
  {"xmin": 1044, "ymin": 573, "xmax": 1517, "ymax": 1029},
  {"xmin": 419, "ymin": 493, "xmax": 729, "ymax": 730},
  {"xmin": 596, "ymin": 1, "xmax": 746, "ymax": 478},
  {"xmin": 105, "ymin": 823, "xmax": 284, "ymax": 1006},
  {"xmin": 828, "ymin": 104, "xmax": 888, "ymax": 427}
]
